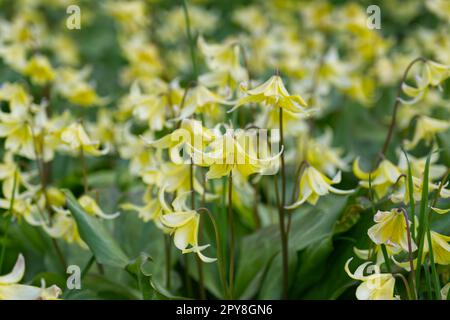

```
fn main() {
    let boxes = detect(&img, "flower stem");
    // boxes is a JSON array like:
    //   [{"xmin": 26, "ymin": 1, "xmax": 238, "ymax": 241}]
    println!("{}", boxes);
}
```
[
  {"xmin": 426, "ymin": 227, "xmax": 441, "ymax": 299},
  {"xmin": 182, "ymin": 0, "xmax": 198, "ymax": 80},
  {"xmin": 164, "ymin": 234, "xmax": 172, "ymax": 290},
  {"xmin": 0, "ymin": 171, "xmax": 18, "ymax": 273},
  {"xmin": 379, "ymin": 57, "xmax": 426, "ymax": 161},
  {"xmin": 199, "ymin": 207, "xmax": 229, "ymax": 299},
  {"xmin": 399, "ymin": 208, "xmax": 417, "ymax": 299},
  {"xmin": 380, "ymin": 244, "xmax": 392, "ymax": 273},
  {"xmin": 227, "ymin": 171, "xmax": 235, "ymax": 299},
  {"xmin": 190, "ymin": 158, "xmax": 205, "ymax": 299},
  {"xmin": 278, "ymin": 107, "xmax": 289, "ymax": 299},
  {"xmin": 80, "ymin": 146, "xmax": 89, "ymax": 194},
  {"xmin": 415, "ymin": 152, "xmax": 431, "ymax": 294}
]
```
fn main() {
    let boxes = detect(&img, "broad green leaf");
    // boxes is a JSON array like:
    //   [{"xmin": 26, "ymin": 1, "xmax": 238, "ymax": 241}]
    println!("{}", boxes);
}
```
[
  {"xmin": 63, "ymin": 190, "xmax": 130, "ymax": 269},
  {"xmin": 235, "ymin": 195, "xmax": 348, "ymax": 299}
]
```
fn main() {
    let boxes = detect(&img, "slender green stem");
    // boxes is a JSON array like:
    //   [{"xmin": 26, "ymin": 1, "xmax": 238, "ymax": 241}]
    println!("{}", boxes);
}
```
[
  {"xmin": 380, "ymin": 244, "xmax": 392, "ymax": 273},
  {"xmin": 164, "ymin": 234, "xmax": 172, "ymax": 290},
  {"xmin": 278, "ymin": 107, "xmax": 289, "ymax": 299},
  {"xmin": 399, "ymin": 208, "xmax": 417, "ymax": 299},
  {"xmin": 199, "ymin": 207, "xmax": 229, "ymax": 299},
  {"xmin": 0, "ymin": 171, "xmax": 18, "ymax": 273},
  {"xmin": 227, "ymin": 171, "xmax": 235, "ymax": 299},
  {"xmin": 80, "ymin": 146, "xmax": 89, "ymax": 194},
  {"xmin": 402, "ymin": 150, "xmax": 416, "ymax": 240},
  {"xmin": 190, "ymin": 158, "xmax": 205, "ymax": 299},
  {"xmin": 379, "ymin": 57, "xmax": 426, "ymax": 161},
  {"xmin": 423, "ymin": 260, "xmax": 433, "ymax": 300},
  {"xmin": 182, "ymin": 0, "xmax": 198, "ymax": 80},
  {"xmin": 286, "ymin": 161, "xmax": 308, "ymax": 234},
  {"xmin": 415, "ymin": 153, "xmax": 431, "ymax": 293},
  {"xmin": 394, "ymin": 273, "xmax": 412, "ymax": 300},
  {"xmin": 426, "ymin": 228, "xmax": 441, "ymax": 299}
]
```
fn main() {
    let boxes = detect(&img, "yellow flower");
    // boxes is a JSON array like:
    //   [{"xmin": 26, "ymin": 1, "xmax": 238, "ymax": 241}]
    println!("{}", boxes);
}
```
[
  {"xmin": 404, "ymin": 116, "xmax": 449, "ymax": 150},
  {"xmin": 0, "ymin": 83, "xmax": 31, "ymax": 115},
  {"xmin": 121, "ymin": 189, "xmax": 164, "ymax": 228},
  {"xmin": 230, "ymin": 75, "xmax": 308, "ymax": 113},
  {"xmin": 353, "ymin": 245, "xmax": 399, "ymax": 266},
  {"xmin": 60, "ymin": 122, "xmax": 108, "ymax": 156},
  {"xmin": 390, "ymin": 176, "xmax": 440, "ymax": 204},
  {"xmin": 441, "ymin": 283, "xmax": 450, "ymax": 300},
  {"xmin": 345, "ymin": 258, "xmax": 398, "ymax": 300},
  {"xmin": 105, "ymin": 0, "xmax": 148, "ymax": 33},
  {"xmin": 424, "ymin": 231, "xmax": 450, "ymax": 265},
  {"xmin": 400, "ymin": 60, "xmax": 450, "ymax": 105},
  {"xmin": 22, "ymin": 55, "xmax": 55, "ymax": 85},
  {"xmin": 125, "ymin": 81, "xmax": 169, "ymax": 131},
  {"xmin": 367, "ymin": 209, "xmax": 417, "ymax": 252},
  {"xmin": 197, "ymin": 36, "xmax": 246, "ymax": 90},
  {"xmin": 144, "ymin": 118, "xmax": 214, "ymax": 164},
  {"xmin": 298, "ymin": 128, "xmax": 350, "ymax": 176},
  {"xmin": 55, "ymin": 67, "xmax": 106, "ymax": 107},
  {"xmin": 44, "ymin": 207, "xmax": 87, "ymax": 248},
  {"xmin": 0, "ymin": 254, "xmax": 61, "ymax": 300},
  {"xmin": 426, "ymin": 0, "xmax": 450, "ymax": 23},
  {"xmin": 159, "ymin": 188, "xmax": 215, "ymax": 263},
  {"xmin": 78, "ymin": 195, "xmax": 120, "ymax": 220},
  {"xmin": 193, "ymin": 128, "xmax": 281, "ymax": 180},
  {"xmin": 397, "ymin": 150, "xmax": 446, "ymax": 180},
  {"xmin": 353, "ymin": 158, "xmax": 401, "ymax": 198},
  {"xmin": 286, "ymin": 165, "xmax": 354, "ymax": 209},
  {"xmin": 179, "ymin": 85, "xmax": 229, "ymax": 120}
]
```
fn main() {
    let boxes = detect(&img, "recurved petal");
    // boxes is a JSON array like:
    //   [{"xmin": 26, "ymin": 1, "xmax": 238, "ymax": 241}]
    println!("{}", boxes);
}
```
[{"xmin": 0, "ymin": 254, "xmax": 25, "ymax": 284}]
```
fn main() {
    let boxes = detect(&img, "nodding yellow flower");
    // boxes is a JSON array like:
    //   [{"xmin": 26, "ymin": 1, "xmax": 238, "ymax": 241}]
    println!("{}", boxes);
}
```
[
  {"xmin": 367, "ymin": 209, "xmax": 417, "ymax": 252},
  {"xmin": 120, "ymin": 37, "xmax": 162, "ymax": 83},
  {"xmin": 159, "ymin": 188, "xmax": 216, "ymax": 263},
  {"xmin": 44, "ymin": 207, "xmax": 87, "ymax": 248},
  {"xmin": 345, "ymin": 258, "xmax": 398, "ymax": 300},
  {"xmin": 0, "ymin": 83, "xmax": 32, "ymax": 115},
  {"xmin": 286, "ymin": 165, "xmax": 354, "ymax": 209},
  {"xmin": 424, "ymin": 231, "xmax": 450, "ymax": 265},
  {"xmin": 55, "ymin": 67, "xmax": 106, "ymax": 108},
  {"xmin": 0, "ymin": 254, "xmax": 61, "ymax": 300},
  {"xmin": 197, "ymin": 36, "xmax": 247, "ymax": 90},
  {"xmin": 390, "ymin": 176, "xmax": 441, "ymax": 204},
  {"xmin": 441, "ymin": 283, "xmax": 450, "ymax": 300},
  {"xmin": 426, "ymin": 0, "xmax": 450, "ymax": 23},
  {"xmin": 230, "ymin": 75, "xmax": 308, "ymax": 113},
  {"xmin": 78, "ymin": 195, "xmax": 120, "ymax": 220},
  {"xmin": 179, "ymin": 85, "xmax": 229, "ymax": 120},
  {"xmin": 404, "ymin": 116, "xmax": 450, "ymax": 150},
  {"xmin": 197, "ymin": 36, "xmax": 241, "ymax": 72},
  {"xmin": 140, "ymin": 161, "xmax": 211, "ymax": 201},
  {"xmin": 0, "ymin": 193, "xmax": 42, "ymax": 226},
  {"xmin": 125, "ymin": 81, "xmax": 168, "ymax": 131},
  {"xmin": 60, "ymin": 122, "xmax": 108, "ymax": 156},
  {"xmin": 121, "ymin": 189, "xmax": 165, "ymax": 228},
  {"xmin": 353, "ymin": 245, "xmax": 399, "ymax": 266},
  {"xmin": 400, "ymin": 60, "xmax": 450, "ymax": 105},
  {"xmin": 104, "ymin": 0, "xmax": 148, "ymax": 33},
  {"xmin": 353, "ymin": 158, "xmax": 401, "ymax": 198},
  {"xmin": 397, "ymin": 150, "xmax": 446, "ymax": 180},
  {"xmin": 394, "ymin": 230, "xmax": 449, "ymax": 271},
  {"xmin": 144, "ymin": 118, "xmax": 214, "ymax": 164},
  {"xmin": 0, "ymin": 44, "xmax": 27, "ymax": 71},
  {"xmin": 298, "ymin": 129, "xmax": 350, "ymax": 176},
  {"xmin": 22, "ymin": 55, "xmax": 55, "ymax": 85},
  {"xmin": 192, "ymin": 128, "xmax": 281, "ymax": 180}
]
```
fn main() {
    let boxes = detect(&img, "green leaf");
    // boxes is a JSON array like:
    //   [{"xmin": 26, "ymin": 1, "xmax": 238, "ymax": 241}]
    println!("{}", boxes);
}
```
[
  {"xmin": 235, "ymin": 195, "xmax": 348, "ymax": 299},
  {"xmin": 126, "ymin": 253, "xmax": 154, "ymax": 300},
  {"xmin": 63, "ymin": 190, "xmax": 130, "ymax": 269}
]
